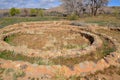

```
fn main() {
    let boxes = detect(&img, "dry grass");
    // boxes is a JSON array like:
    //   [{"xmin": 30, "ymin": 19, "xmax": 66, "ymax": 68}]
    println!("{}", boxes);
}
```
[
  {"xmin": 78, "ymin": 15, "xmax": 120, "ymax": 26},
  {"xmin": 5, "ymin": 30, "xmax": 89, "ymax": 50},
  {"xmin": 97, "ymin": 29, "xmax": 120, "ymax": 42}
]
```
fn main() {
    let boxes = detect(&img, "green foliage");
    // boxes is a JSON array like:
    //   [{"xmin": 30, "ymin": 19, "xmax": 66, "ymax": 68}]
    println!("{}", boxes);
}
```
[
  {"xmin": 38, "ymin": 9, "xmax": 44, "ymax": 17},
  {"xmin": 30, "ymin": 9, "xmax": 44, "ymax": 17},
  {"xmin": 0, "ymin": 16, "xmax": 62, "ymax": 28},
  {"xmin": 67, "ymin": 14, "xmax": 79, "ymax": 20},
  {"xmin": 10, "ymin": 8, "xmax": 20, "ymax": 16},
  {"xmin": 0, "ymin": 51, "xmax": 53, "ymax": 65},
  {"xmin": 30, "ymin": 9, "xmax": 37, "ymax": 16},
  {"xmin": 14, "ymin": 70, "xmax": 25, "ymax": 78},
  {"xmin": 10, "ymin": 8, "xmax": 16, "ymax": 16},
  {"xmin": 102, "ymin": 41, "xmax": 115, "ymax": 56},
  {"xmin": 4, "ymin": 34, "xmax": 16, "ymax": 44},
  {"xmin": 2, "ymin": 68, "xmax": 25, "ymax": 80},
  {"xmin": 16, "ymin": 9, "xmax": 20, "ymax": 14}
]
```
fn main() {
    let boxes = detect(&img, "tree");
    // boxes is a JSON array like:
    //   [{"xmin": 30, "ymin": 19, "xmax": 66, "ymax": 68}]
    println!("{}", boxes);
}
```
[
  {"xmin": 23, "ymin": 9, "xmax": 28, "ymax": 16},
  {"xmin": 61, "ymin": 0, "xmax": 109, "ymax": 16},
  {"xmin": 87, "ymin": 0, "xmax": 109, "ymax": 16},
  {"xmin": 10, "ymin": 8, "xmax": 20, "ymax": 16},
  {"xmin": 10, "ymin": 8, "xmax": 16, "ymax": 16},
  {"xmin": 61, "ymin": 0, "xmax": 84, "ymax": 16}
]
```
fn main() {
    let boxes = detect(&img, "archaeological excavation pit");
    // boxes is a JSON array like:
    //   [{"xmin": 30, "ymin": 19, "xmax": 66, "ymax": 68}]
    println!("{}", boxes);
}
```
[
  {"xmin": 0, "ymin": 22, "xmax": 103, "ymax": 59},
  {"xmin": 0, "ymin": 21, "xmax": 119, "ymax": 80},
  {"xmin": 3, "ymin": 29, "xmax": 90, "ymax": 51}
]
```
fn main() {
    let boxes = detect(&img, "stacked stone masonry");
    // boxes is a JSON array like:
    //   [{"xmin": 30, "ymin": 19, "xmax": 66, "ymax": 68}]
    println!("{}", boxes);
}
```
[{"xmin": 0, "ymin": 21, "xmax": 120, "ymax": 79}]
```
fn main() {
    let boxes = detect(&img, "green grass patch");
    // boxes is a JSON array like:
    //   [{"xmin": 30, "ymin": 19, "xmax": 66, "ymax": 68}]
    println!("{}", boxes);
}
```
[
  {"xmin": 4, "ymin": 34, "xmax": 17, "ymax": 44},
  {"xmin": 86, "ymin": 20, "xmax": 107, "ymax": 26},
  {"xmin": 96, "ymin": 37, "xmax": 115, "ymax": 57},
  {"xmin": 0, "ymin": 16, "xmax": 63, "ymax": 28},
  {"xmin": 0, "ymin": 51, "xmax": 53, "ymax": 65}
]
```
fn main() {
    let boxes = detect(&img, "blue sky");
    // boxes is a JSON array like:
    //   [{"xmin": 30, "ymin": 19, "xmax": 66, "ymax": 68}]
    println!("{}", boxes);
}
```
[
  {"xmin": 108, "ymin": 0, "xmax": 120, "ymax": 6},
  {"xmin": 0, "ymin": 0, "xmax": 120, "ymax": 9}
]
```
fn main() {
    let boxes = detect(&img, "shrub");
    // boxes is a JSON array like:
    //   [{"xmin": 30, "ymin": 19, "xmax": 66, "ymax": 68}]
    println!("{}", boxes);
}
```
[
  {"xmin": 67, "ymin": 14, "xmax": 79, "ymax": 20},
  {"xmin": 38, "ymin": 9, "xmax": 44, "ymax": 17},
  {"xmin": 30, "ymin": 9, "xmax": 37, "ymax": 16},
  {"xmin": 10, "ymin": 8, "xmax": 16, "ymax": 16},
  {"xmin": 16, "ymin": 9, "xmax": 20, "ymax": 15},
  {"xmin": 9, "ymin": 8, "xmax": 20, "ymax": 16}
]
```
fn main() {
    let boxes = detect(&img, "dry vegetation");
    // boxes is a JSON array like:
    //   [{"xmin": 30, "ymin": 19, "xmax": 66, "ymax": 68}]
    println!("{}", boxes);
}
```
[{"xmin": 4, "ymin": 30, "xmax": 89, "ymax": 50}]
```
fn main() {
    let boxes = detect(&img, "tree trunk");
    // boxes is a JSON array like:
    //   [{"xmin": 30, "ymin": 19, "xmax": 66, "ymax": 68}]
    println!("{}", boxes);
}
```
[{"xmin": 94, "ymin": 7, "xmax": 98, "ymax": 16}]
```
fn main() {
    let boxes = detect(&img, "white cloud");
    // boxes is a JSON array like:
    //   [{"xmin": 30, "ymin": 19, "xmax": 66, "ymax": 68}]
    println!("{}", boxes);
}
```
[{"xmin": 0, "ymin": 0, "xmax": 61, "ymax": 9}]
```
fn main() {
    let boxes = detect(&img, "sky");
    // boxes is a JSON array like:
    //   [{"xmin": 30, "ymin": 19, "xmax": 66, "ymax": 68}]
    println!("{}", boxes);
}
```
[
  {"xmin": 108, "ymin": 0, "xmax": 120, "ymax": 6},
  {"xmin": 0, "ymin": 0, "xmax": 120, "ymax": 9}
]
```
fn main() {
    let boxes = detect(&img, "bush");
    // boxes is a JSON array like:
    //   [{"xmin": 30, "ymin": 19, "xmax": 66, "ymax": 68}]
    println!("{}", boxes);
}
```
[
  {"xmin": 30, "ymin": 9, "xmax": 37, "ymax": 16},
  {"xmin": 67, "ymin": 14, "xmax": 79, "ymax": 20},
  {"xmin": 10, "ymin": 8, "xmax": 16, "ymax": 16},
  {"xmin": 38, "ymin": 9, "xmax": 44, "ymax": 17},
  {"xmin": 9, "ymin": 8, "xmax": 20, "ymax": 16}
]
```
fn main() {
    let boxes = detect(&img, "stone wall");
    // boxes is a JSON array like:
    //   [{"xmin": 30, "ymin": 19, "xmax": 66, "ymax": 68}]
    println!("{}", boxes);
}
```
[{"xmin": 0, "ymin": 21, "xmax": 120, "ymax": 79}]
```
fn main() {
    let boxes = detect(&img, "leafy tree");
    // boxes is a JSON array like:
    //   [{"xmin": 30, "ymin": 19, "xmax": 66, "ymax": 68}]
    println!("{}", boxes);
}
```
[
  {"xmin": 10, "ymin": 8, "xmax": 16, "ymax": 16},
  {"xmin": 9, "ymin": 8, "xmax": 20, "ymax": 16}
]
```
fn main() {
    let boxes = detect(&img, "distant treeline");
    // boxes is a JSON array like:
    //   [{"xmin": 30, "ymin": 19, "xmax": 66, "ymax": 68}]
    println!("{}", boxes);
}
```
[
  {"xmin": 0, "ymin": 8, "xmax": 66, "ymax": 18},
  {"xmin": 0, "ymin": 6, "xmax": 120, "ymax": 19}
]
